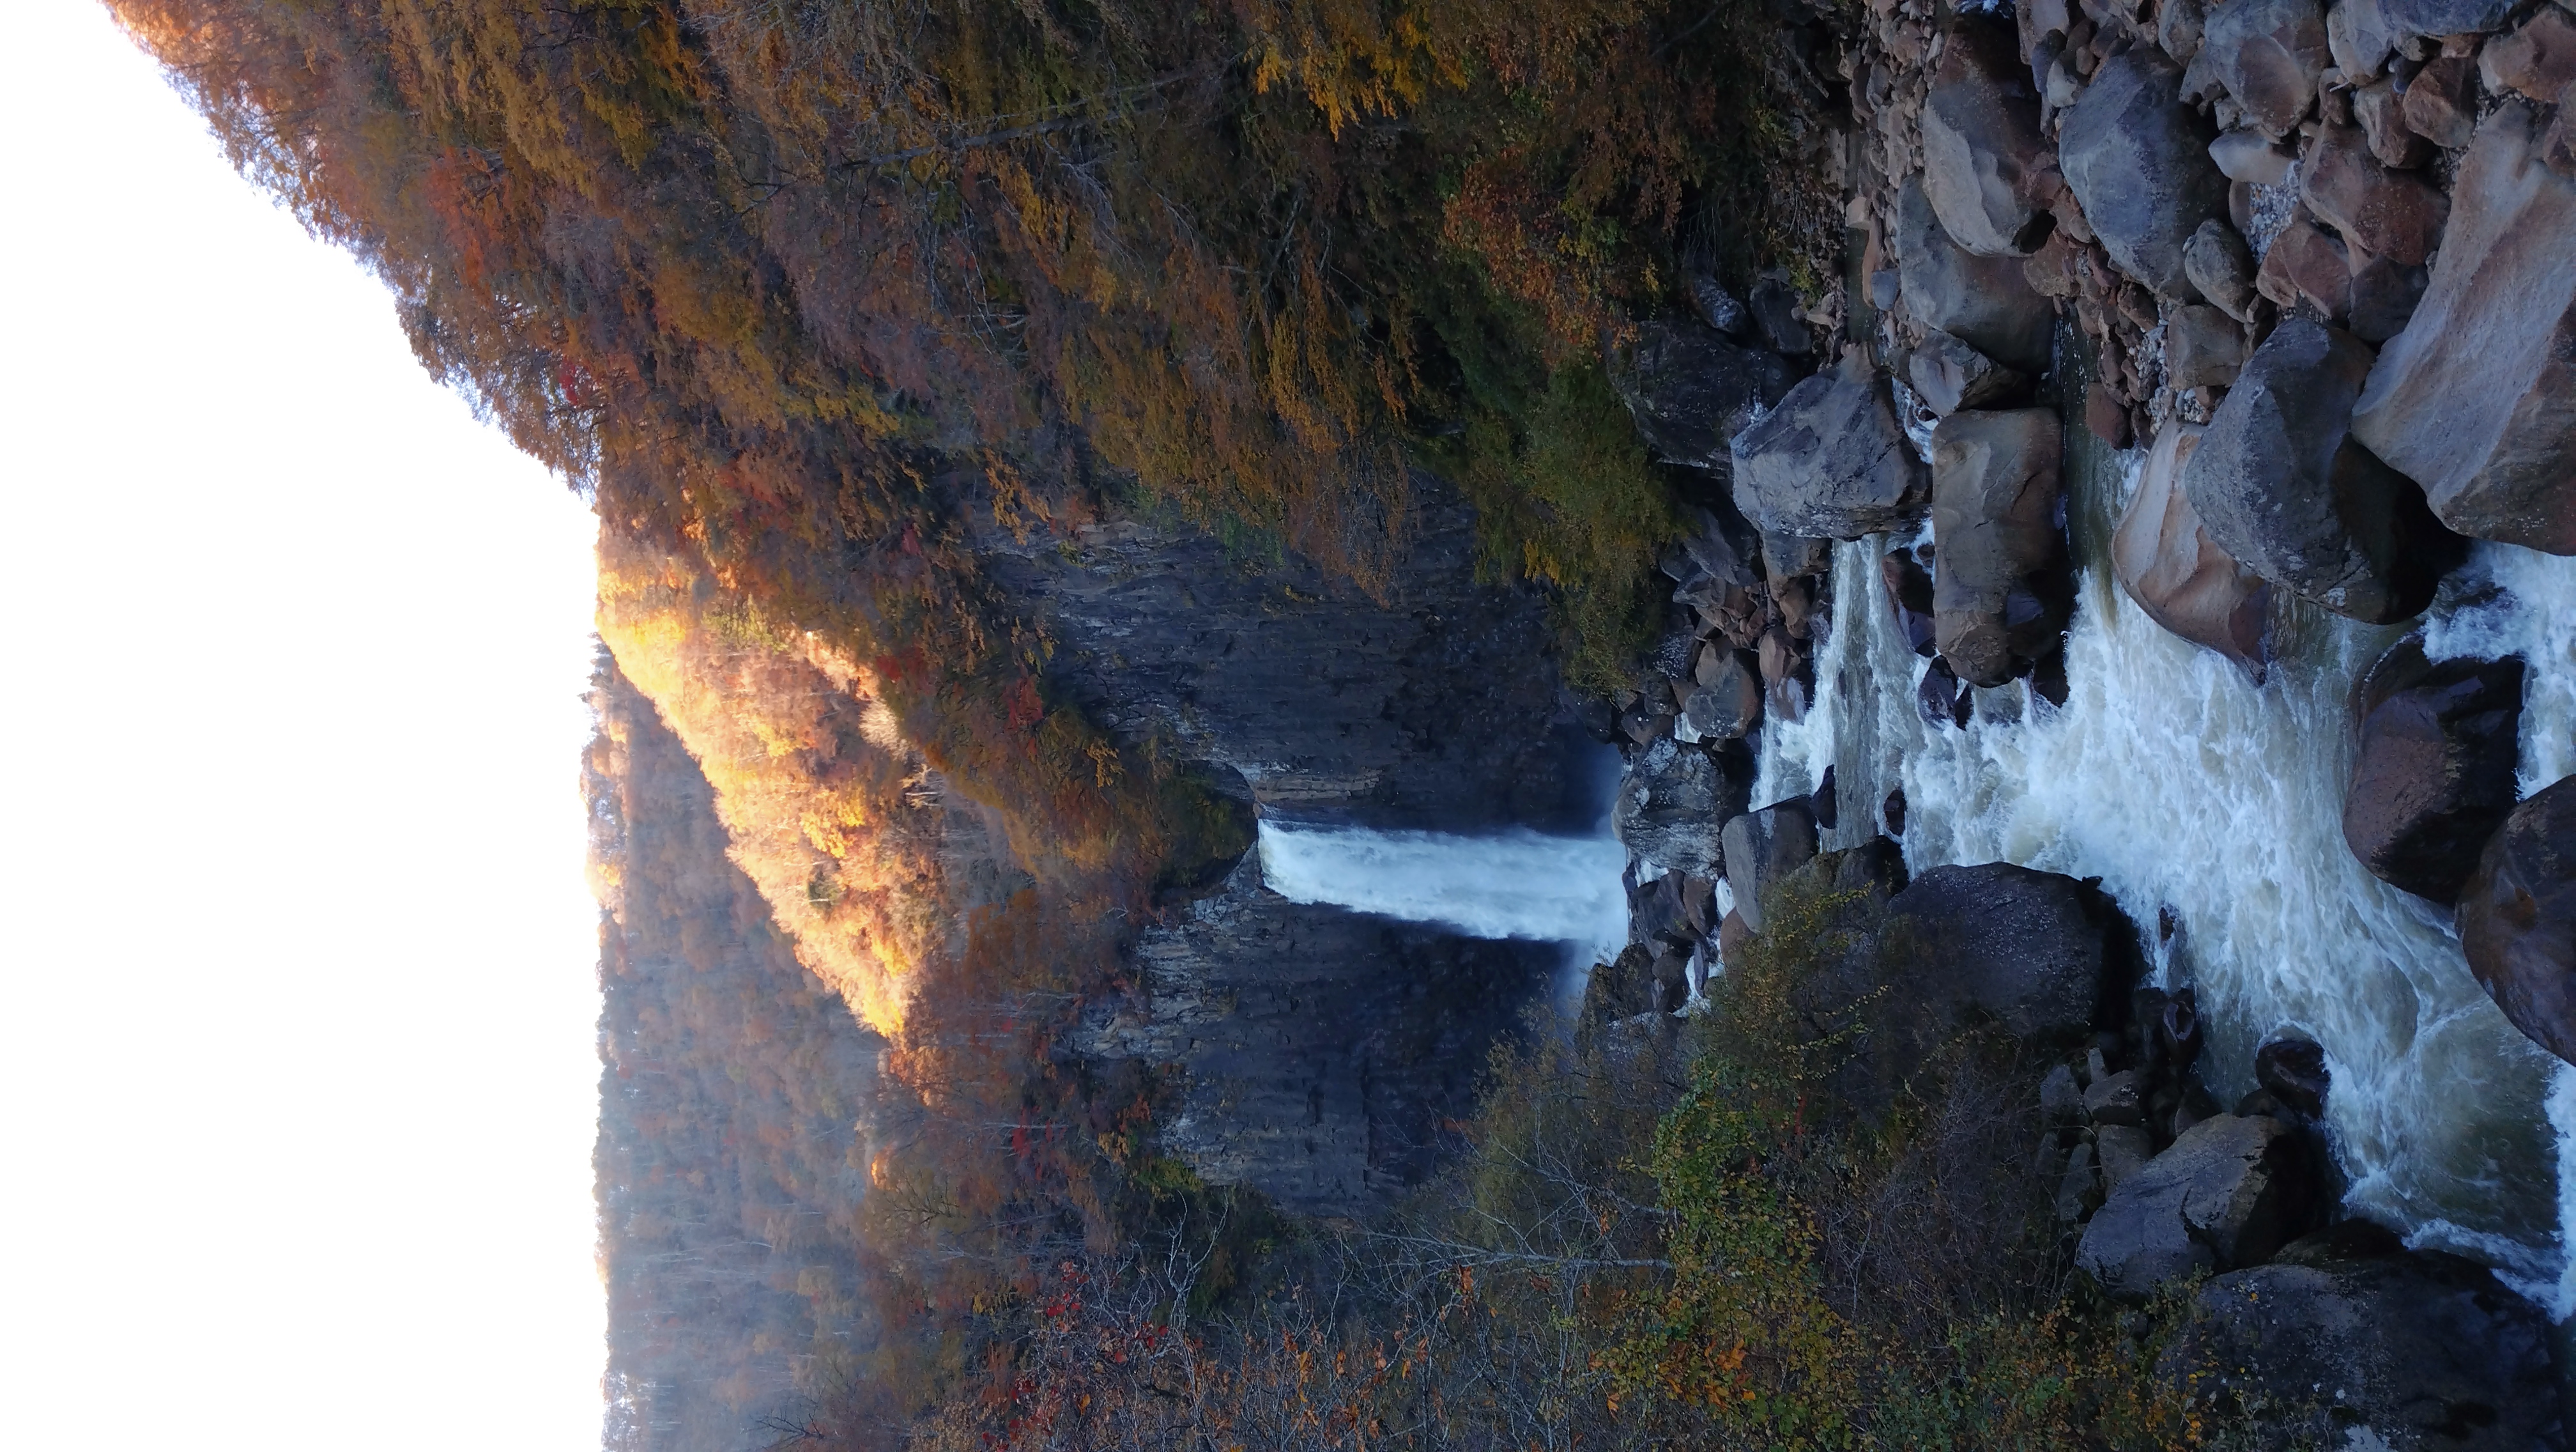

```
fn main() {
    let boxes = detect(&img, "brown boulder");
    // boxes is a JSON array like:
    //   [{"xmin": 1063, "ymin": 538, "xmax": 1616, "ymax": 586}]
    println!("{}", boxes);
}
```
[
  {"xmin": 1880, "ymin": 544, "xmax": 1938, "ymax": 657},
  {"xmin": 2457, "ymin": 776, "xmax": 2576, "ymax": 1066},
  {"xmin": 2479, "ymin": 6, "xmax": 2576, "ymax": 101},
  {"xmin": 1929, "ymin": 409, "xmax": 2070, "ymax": 688},
  {"xmin": 2353, "ymin": 77, "xmax": 2435, "ymax": 168},
  {"xmin": 2343, "ymin": 637, "xmax": 2526, "ymax": 903},
  {"xmin": 2345, "ymin": 244, "xmax": 2430, "ymax": 343},
  {"xmin": 2112, "ymin": 421, "xmax": 2271, "ymax": 678},
  {"xmin": 2353, "ymin": 102, "xmax": 2576, "ymax": 555},
  {"xmin": 2255, "ymin": 209, "xmax": 2354, "ymax": 322},
  {"xmin": 2399, "ymin": 55, "xmax": 2478, "ymax": 150},
  {"xmin": 2299, "ymin": 123, "xmax": 2450, "ymax": 266}
]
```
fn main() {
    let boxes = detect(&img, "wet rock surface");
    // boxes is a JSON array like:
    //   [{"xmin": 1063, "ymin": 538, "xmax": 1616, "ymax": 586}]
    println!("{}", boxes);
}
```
[
  {"xmin": 2113, "ymin": 422, "xmax": 2271, "ymax": 677},
  {"xmin": 1919, "ymin": 14, "xmax": 2053, "ymax": 256},
  {"xmin": 2343, "ymin": 637, "xmax": 2526, "ymax": 904},
  {"xmin": 2457, "ymin": 776, "xmax": 2576, "ymax": 1066}
]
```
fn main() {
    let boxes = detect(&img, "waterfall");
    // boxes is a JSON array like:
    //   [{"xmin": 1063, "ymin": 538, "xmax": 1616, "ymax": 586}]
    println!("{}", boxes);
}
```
[
  {"xmin": 1255, "ymin": 821, "xmax": 1630, "ymax": 968},
  {"xmin": 1754, "ymin": 439, "xmax": 2576, "ymax": 1311}
]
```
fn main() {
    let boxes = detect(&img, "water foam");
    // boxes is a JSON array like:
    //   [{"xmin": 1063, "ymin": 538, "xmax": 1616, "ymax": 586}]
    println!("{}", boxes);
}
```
[{"xmin": 1255, "ymin": 821, "xmax": 1630, "ymax": 968}]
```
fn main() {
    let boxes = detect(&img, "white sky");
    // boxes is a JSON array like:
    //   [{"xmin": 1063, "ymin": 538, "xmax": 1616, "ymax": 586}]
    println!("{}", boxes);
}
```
[{"xmin": 0, "ymin": 4, "xmax": 607, "ymax": 1449}]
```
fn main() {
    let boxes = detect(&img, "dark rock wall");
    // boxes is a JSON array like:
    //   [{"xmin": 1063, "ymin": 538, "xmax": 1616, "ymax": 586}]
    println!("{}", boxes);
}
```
[
  {"xmin": 973, "ymin": 479, "xmax": 1590, "ymax": 1213},
  {"xmin": 1076, "ymin": 858, "xmax": 1560, "ymax": 1215},
  {"xmin": 971, "ymin": 476, "xmax": 1590, "ymax": 832}
]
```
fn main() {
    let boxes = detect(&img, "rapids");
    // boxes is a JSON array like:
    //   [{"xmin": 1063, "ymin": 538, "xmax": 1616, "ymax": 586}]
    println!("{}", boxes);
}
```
[{"xmin": 1752, "ymin": 419, "xmax": 2576, "ymax": 1311}]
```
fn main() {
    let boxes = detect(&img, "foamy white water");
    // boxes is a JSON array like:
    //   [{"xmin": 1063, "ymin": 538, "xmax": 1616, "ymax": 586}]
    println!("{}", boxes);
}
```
[
  {"xmin": 1754, "ymin": 449, "xmax": 2576, "ymax": 1308},
  {"xmin": 1255, "ymin": 821, "xmax": 1630, "ymax": 967}
]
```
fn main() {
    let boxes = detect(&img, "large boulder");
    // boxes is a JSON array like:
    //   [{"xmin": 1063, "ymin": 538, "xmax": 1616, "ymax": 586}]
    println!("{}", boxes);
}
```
[
  {"xmin": 2182, "ymin": 317, "xmax": 2462, "ymax": 623},
  {"xmin": 1928, "ymin": 409, "xmax": 2069, "ymax": 688},
  {"xmin": 2061, "ymin": 49, "xmax": 2232, "ymax": 300},
  {"xmin": 2301, "ymin": 122, "xmax": 2450, "ymax": 267},
  {"xmin": 1894, "ymin": 178, "xmax": 2056, "ymax": 374},
  {"xmin": 2198, "ymin": 0, "xmax": 2333, "ymax": 140},
  {"xmin": 2112, "ymin": 421, "xmax": 2271, "ymax": 678},
  {"xmin": 1906, "ymin": 327, "xmax": 2026, "ymax": 415},
  {"xmin": 1880, "ymin": 544, "xmax": 1939, "ymax": 656},
  {"xmin": 2352, "ymin": 102, "xmax": 2576, "ymax": 556},
  {"xmin": 2159, "ymin": 1233, "xmax": 2566, "ymax": 1451},
  {"xmin": 2343, "ymin": 637, "xmax": 2526, "ymax": 904},
  {"xmin": 1730, "ymin": 353, "xmax": 1931, "ymax": 540},
  {"xmin": 1919, "ymin": 15, "xmax": 2054, "ymax": 256},
  {"xmin": 1612, "ymin": 738, "xmax": 1751, "ymax": 878},
  {"xmin": 1679, "ymin": 645, "xmax": 1763, "ymax": 743},
  {"xmin": 1879, "ymin": 862, "xmax": 2128, "ymax": 1044},
  {"xmin": 2076, "ymin": 1113, "xmax": 2320, "ymax": 1301},
  {"xmin": 1721, "ymin": 798, "xmax": 1820, "ymax": 934},
  {"xmin": 2377, "ymin": 0, "xmax": 2517, "ymax": 39},
  {"xmin": 2457, "ymin": 776, "xmax": 2576, "ymax": 1066},
  {"xmin": 2328, "ymin": 0, "xmax": 2403, "ymax": 79},
  {"xmin": 1609, "ymin": 320, "xmax": 1797, "ymax": 474}
]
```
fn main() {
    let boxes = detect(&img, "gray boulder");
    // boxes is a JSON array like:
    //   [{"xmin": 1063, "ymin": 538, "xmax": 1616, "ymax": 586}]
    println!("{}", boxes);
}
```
[
  {"xmin": 2112, "ymin": 421, "xmax": 2271, "ymax": 678},
  {"xmin": 2182, "ymin": 219, "xmax": 2260, "ymax": 323},
  {"xmin": 2164, "ymin": 304, "xmax": 2246, "ymax": 390},
  {"xmin": 1609, "ymin": 320, "xmax": 1797, "ymax": 474},
  {"xmin": 2159, "ymin": 1233, "xmax": 2566, "ymax": 1451},
  {"xmin": 2344, "ymin": 637, "xmax": 2526, "ymax": 904},
  {"xmin": 1612, "ymin": 738, "xmax": 1751, "ymax": 878},
  {"xmin": 2062, "ymin": 50, "xmax": 2232, "ymax": 300},
  {"xmin": 2183, "ymin": 317, "xmax": 2462, "ymax": 623},
  {"xmin": 1730, "ymin": 353, "xmax": 1931, "ymax": 540},
  {"xmin": 1928, "ymin": 409, "xmax": 2069, "ymax": 688},
  {"xmin": 1879, "ymin": 862, "xmax": 2126, "ymax": 1043},
  {"xmin": 2328, "ymin": 0, "xmax": 2402, "ymax": 79},
  {"xmin": 1679, "ymin": 647, "xmax": 1762, "ymax": 743},
  {"xmin": 1906, "ymin": 327, "xmax": 2027, "ymax": 415},
  {"xmin": 1894, "ymin": 177, "xmax": 2056, "ymax": 373},
  {"xmin": 2353, "ymin": 102, "xmax": 2576, "ymax": 555},
  {"xmin": 2198, "ymin": 0, "xmax": 2333, "ymax": 140},
  {"xmin": 1920, "ymin": 16, "xmax": 2054, "ymax": 256},
  {"xmin": 2378, "ymin": 0, "xmax": 2517, "ymax": 38},
  {"xmin": 1721, "ymin": 798, "xmax": 1820, "ymax": 934},
  {"xmin": 2457, "ymin": 776, "xmax": 2576, "ymax": 1066},
  {"xmin": 2076, "ymin": 1113, "xmax": 2319, "ymax": 1301}
]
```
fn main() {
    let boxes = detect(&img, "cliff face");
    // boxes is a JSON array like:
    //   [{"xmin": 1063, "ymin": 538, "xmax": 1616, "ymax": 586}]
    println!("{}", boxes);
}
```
[
  {"xmin": 977, "ymin": 480, "xmax": 1590, "ymax": 1212},
  {"xmin": 973, "ymin": 477, "xmax": 1593, "ymax": 833},
  {"xmin": 1078, "ymin": 857, "xmax": 1561, "ymax": 1215}
]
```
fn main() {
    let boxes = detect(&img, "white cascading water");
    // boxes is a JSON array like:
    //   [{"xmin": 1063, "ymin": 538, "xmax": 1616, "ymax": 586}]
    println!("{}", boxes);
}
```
[
  {"xmin": 1254, "ymin": 821, "xmax": 1632, "ymax": 971},
  {"xmin": 1749, "ymin": 432, "xmax": 2576, "ymax": 1313}
]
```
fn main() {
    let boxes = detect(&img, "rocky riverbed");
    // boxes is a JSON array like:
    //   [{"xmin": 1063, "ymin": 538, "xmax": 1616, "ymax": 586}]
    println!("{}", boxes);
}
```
[{"xmin": 1596, "ymin": 0, "xmax": 2576, "ymax": 1440}]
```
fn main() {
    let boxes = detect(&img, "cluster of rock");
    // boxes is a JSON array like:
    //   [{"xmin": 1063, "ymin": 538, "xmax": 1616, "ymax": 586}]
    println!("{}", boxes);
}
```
[
  {"xmin": 1843, "ymin": 0, "xmax": 2576, "ymax": 1064},
  {"xmin": 2047, "ymin": 1013, "xmax": 2563, "ymax": 1447}
]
